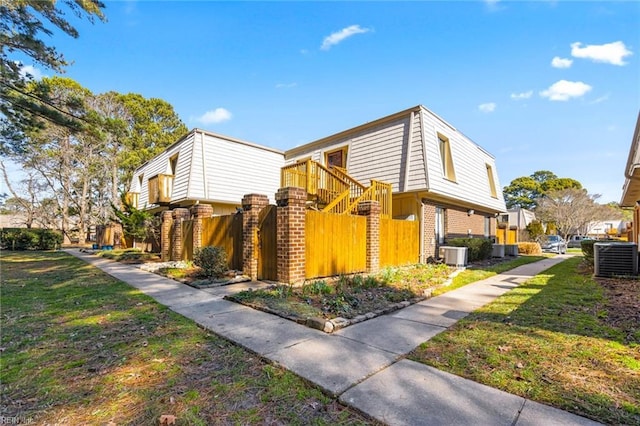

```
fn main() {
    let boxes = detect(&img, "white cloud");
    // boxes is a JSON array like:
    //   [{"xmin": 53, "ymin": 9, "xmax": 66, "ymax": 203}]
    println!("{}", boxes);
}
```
[
  {"xmin": 478, "ymin": 102, "xmax": 496, "ymax": 113},
  {"xmin": 321, "ymin": 25, "xmax": 371, "ymax": 50},
  {"xmin": 484, "ymin": 0, "xmax": 503, "ymax": 11},
  {"xmin": 551, "ymin": 56, "xmax": 573, "ymax": 69},
  {"xmin": 275, "ymin": 82, "xmax": 297, "ymax": 89},
  {"xmin": 510, "ymin": 90, "xmax": 533, "ymax": 100},
  {"xmin": 589, "ymin": 93, "xmax": 610, "ymax": 105},
  {"xmin": 196, "ymin": 108, "xmax": 232, "ymax": 124},
  {"xmin": 570, "ymin": 41, "xmax": 632, "ymax": 66},
  {"xmin": 18, "ymin": 64, "xmax": 43, "ymax": 80},
  {"xmin": 539, "ymin": 80, "xmax": 592, "ymax": 101}
]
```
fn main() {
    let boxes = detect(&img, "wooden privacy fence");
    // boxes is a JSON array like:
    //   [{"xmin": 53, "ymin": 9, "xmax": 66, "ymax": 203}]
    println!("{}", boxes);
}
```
[
  {"xmin": 161, "ymin": 194, "xmax": 423, "ymax": 283},
  {"xmin": 305, "ymin": 210, "xmax": 366, "ymax": 278},
  {"xmin": 496, "ymin": 227, "xmax": 518, "ymax": 244},
  {"xmin": 380, "ymin": 218, "xmax": 419, "ymax": 267},
  {"xmin": 202, "ymin": 215, "xmax": 243, "ymax": 270}
]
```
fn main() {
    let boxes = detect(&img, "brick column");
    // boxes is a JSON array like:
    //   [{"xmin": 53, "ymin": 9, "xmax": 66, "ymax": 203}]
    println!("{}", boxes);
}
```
[
  {"xmin": 358, "ymin": 200, "xmax": 381, "ymax": 274},
  {"xmin": 242, "ymin": 194, "xmax": 269, "ymax": 280},
  {"xmin": 276, "ymin": 187, "xmax": 307, "ymax": 284},
  {"xmin": 171, "ymin": 208, "xmax": 191, "ymax": 261},
  {"xmin": 161, "ymin": 210, "xmax": 174, "ymax": 261},
  {"xmin": 190, "ymin": 204, "xmax": 213, "ymax": 254}
]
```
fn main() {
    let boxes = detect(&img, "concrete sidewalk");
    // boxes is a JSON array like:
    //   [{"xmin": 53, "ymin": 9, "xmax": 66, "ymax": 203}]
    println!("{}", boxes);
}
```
[{"xmin": 66, "ymin": 250, "xmax": 601, "ymax": 426}]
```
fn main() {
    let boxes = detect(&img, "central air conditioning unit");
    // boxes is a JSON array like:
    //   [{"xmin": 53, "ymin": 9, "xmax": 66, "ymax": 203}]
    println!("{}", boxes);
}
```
[
  {"xmin": 594, "ymin": 242, "xmax": 638, "ymax": 277},
  {"xmin": 505, "ymin": 244, "xmax": 519, "ymax": 256},
  {"xmin": 439, "ymin": 246, "xmax": 468, "ymax": 267},
  {"xmin": 492, "ymin": 244, "xmax": 505, "ymax": 258}
]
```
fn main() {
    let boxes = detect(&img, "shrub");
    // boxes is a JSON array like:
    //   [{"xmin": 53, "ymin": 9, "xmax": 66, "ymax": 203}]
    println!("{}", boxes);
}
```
[
  {"xmin": 193, "ymin": 246, "xmax": 228, "ymax": 278},
  {"xmin": 518, "ymin": 242, "xmax": 541, "ymax": 255},
  {"xmin": 0, "ymin": 228, "xmax": 63, "ymax": 250},
  {"xmin": 581, "ymin": 240, "xmax": 596, "ymax": 263},
  {"xmin": 446, "ymin": 238, "xmax": 493, "ymax": 262}
]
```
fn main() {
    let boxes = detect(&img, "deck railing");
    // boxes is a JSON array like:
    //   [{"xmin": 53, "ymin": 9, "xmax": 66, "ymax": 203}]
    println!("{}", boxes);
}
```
[
  {"xmin": 280, "ymin": 160, "xmax": 392, "ymax": 217},
  {"xmin": 281, "ymin": 160, "xmax": 349, "ymax": 204}
]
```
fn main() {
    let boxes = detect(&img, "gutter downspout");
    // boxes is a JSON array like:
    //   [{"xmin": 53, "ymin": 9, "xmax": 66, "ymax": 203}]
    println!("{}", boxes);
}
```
[{"xmin": 419, "ymin": 195, "xmax": 425, "ymax": 264}]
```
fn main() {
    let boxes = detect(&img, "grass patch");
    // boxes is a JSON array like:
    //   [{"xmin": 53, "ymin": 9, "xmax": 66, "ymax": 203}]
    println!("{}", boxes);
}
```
[
  {"xmin": 409, "ymin": 256, "xmax": 639, "ymax": 425},
  {"xmin": 432, "ymin": 255, "xmax": 546, "ymax": 296},
  {"xmin": 0, "ymin": 251, "xmax": 374, "ymax": 425}
]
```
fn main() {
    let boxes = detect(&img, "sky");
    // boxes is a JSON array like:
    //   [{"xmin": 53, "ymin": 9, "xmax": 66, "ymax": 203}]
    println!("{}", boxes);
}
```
[{"xmin": 7, "ymin": 0, "xmax": 640, "ymax": 204}]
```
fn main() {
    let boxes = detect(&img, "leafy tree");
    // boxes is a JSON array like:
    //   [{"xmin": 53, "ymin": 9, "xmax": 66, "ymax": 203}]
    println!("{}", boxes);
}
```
[
  {"xmin": 117, "ymin": 93, "xmax": 188, "ymax": 187},
  {"xmin": 525, "ymin": 220, "xmax": 545, "ymax": 242},
  {"xmin": 111, "ymin": 198, "xmax": 155, "ymax": 250},
  {"xmin": 503, "ymin": 170, "xmax": 583, "ymax": 210},
  {"xmin": 0, "ymin": 0, "xmax": 105, "ymax": 143},
  {"xmin": 503, "ymin": 176, "xmax": 540, "ymax": 210}
]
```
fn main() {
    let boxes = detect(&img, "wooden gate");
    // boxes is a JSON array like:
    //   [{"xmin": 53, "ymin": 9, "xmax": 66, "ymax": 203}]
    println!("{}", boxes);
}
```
[
  {"xmin": 202, "ymin": 214, "xmax": 243, "ymax": 270},
  {"xmin": 305, "ymin": 210, "xmax": 366, "ymax": 279},
  {"xmin": 496, "ymin": 227, "xmax": 518, "ymax": 244},
  {"xmin": 258, "ymin": 205, "xmax": 277, "ymax": 281},
  {"xmin": 380, "ymin": 218, "xmax": 419, "ymax": 267}
]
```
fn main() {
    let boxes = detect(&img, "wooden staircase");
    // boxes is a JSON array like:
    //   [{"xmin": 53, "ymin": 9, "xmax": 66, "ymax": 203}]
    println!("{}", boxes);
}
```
[{"xmin": 280, "ymin": 160, "xmax": 392, "ymax": 218}]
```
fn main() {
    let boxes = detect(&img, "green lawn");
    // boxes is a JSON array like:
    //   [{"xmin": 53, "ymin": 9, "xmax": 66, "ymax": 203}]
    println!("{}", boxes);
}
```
[
  {"xmin": 0, "ymin": 251, "xmax": 374, "ymax": 425},
  {"xmin": 409, "ymin": 256, "xmax": 640, "ymax": 425}
]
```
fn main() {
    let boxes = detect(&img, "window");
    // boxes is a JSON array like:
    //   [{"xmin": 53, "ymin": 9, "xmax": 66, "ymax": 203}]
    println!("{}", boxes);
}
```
[
  {"xmin": 435, "ymin": 207, "xmax": 445, "ymax": 244},
  {"xmin": 484, "ymin": 216, "xmax": 491, "ymax": 237},
  {"xmin": 138, "ymin": 174, "xmax": 144, "ymax": 191},
  {"xmin": 486, "ymin": 164, "xmax": 497, "ymax": 198},
  {"xmin": 438, "ymin": 134, "xmax": 456, "ymax": 181},
  {"xmin": 325, "ymin": 147, "xmax": 347, "ymax": 169},
  {"xmin": 169, "ymin": 154, "xmax": 178, "ymax": 176}
]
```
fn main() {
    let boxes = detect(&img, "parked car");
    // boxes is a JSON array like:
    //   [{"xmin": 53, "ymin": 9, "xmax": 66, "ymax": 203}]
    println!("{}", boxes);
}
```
[
  {"xmin": 541, "ymin": 235, "xmax": 567, "ymax": 254},
  {"xmin": 567, "ymin": 235, "xmax": 593, "ymax": 248}
]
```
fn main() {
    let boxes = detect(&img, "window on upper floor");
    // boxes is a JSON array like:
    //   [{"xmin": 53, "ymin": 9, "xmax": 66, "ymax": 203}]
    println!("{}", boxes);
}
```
[
  {"xmin": 169, "ymin": 154, "xmax": 178, "ymax": 176},
  {"xmin": 325, "ymin": 147, "xmax": 347, "ymax": 169},
  {"xmin": 486, "ymin": 164, "xmax": 498, "ymax": 198},
  {"xmin": 438, "ymin": 134, "xmax": 456, "ymax": 182}
]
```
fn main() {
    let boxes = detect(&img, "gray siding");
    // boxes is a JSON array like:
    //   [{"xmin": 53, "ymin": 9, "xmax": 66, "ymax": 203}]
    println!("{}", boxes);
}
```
[
  {"xmin": 420, "ymin": 109, "xmax": 505, "ymax": 211},
  {"xmin": 130, "ymin": 130, "xmax": 284, "ymax": 209},
  {"xmin": 285, "ymin": 106, "xmax": 505, "ymax": 212}
]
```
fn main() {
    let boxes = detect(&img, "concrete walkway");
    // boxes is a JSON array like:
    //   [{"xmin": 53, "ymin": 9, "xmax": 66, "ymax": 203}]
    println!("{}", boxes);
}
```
[{"xmin": 66, "ymin": 250, "xmax": 601, "ymax": 426}]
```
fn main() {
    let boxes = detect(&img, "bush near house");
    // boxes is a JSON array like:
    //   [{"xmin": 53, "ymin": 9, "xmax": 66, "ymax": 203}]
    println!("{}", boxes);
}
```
[
  {"xmin": 581, "ymin": 240, "xmax": 596, "ymax": 262},
  {"xmin": 0, "ymin": 228, "xmax": 63, "ymax": 250},
  {"xmin": 193, "ymin": 246, "xmax": 228, "ymax": 278},
  {"xmin": 446, "ymin": 238, "xmax": 493, "ymax": 262},
  {"xmin": 518, "ymin": 242, "xmax": 542, "ymax": 255}
]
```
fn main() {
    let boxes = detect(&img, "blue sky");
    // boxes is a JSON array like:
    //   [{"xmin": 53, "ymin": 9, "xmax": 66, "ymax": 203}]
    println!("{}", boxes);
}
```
[{"xmin": 13, "ymin": 0, "xmax": 640, "ymax": 204}]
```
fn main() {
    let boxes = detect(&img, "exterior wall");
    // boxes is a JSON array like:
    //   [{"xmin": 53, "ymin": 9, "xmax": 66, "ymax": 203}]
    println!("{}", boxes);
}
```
[
  {"xmin": 284, "ymin": 106, "xmax": 506, "ymax": 214},
  {"xmin": 419, "ymin": 108, "xmax": 505, "ymax": 212},
  {"xmin": 446, "ymin": 209, "xmax": 485, "ymax": 238},
  {"xmin": 194, "ymin": 131, "xmax": 284, "ymax": 204},
  {"xmin": 130, "ymin": 129, "xmax": 284, "ymax": 210}
]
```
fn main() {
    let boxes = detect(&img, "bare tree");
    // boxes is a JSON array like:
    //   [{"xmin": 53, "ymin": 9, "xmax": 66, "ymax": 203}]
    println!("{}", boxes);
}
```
[
  {"xmin": 535, "ymin": 188, "xmax": 620, "ymax": 239},
  {"xmin": 0, "ymin": 161, "xmax": 48, "ymax": 228}
]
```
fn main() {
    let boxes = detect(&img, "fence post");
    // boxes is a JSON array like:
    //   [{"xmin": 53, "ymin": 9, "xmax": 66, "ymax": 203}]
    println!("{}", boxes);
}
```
[
  {"xmin": 358, "ymin": 200, "xmax": 381, "ymax": 274},
  {"xmin": 161, "ymin": 211, "xmax": 174, "ymax": 261},
  {"xmin": 171, "ymin": 208, "xmax": 191, "ymax": 261},
  {"xmin": 242, "ymin": 194, "xmax": 269, "ymax": 280},
  {"xmin": 112, "ymin": 223, "xmax": 123, "ymax": 249},
  {"xmin": 190, "ymin": 204, "xmax": 213, "ymax": 254},
  {"xmin": 276, "ymin": 187, "xmax": 307, "ymax": 284}
]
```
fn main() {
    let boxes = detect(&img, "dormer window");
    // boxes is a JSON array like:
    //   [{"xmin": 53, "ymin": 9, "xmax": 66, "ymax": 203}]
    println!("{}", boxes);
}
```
[{"xmin": 438, "ymin": 134, "xmax": 456, "ymax": 182}]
